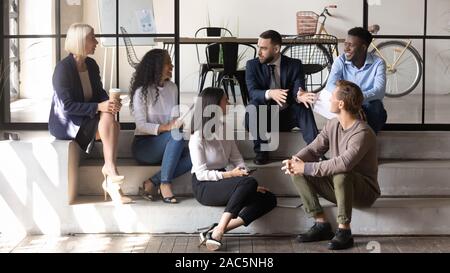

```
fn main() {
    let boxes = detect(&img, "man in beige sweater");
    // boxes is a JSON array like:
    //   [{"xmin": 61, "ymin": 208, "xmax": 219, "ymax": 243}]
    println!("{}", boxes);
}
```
[{"xmin": 282, "ymin": 80, "xmax": 381, "ymax": 250}]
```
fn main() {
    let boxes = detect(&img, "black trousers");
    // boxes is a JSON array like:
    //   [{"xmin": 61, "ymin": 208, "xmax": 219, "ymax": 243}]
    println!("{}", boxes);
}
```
[
  {"xmin": 192, "ymin": 174, "xmax": 277, "ymax": 226},
  {"xmin": 245, "ymin": 101, "xmax": 319, "ymax": 153}
]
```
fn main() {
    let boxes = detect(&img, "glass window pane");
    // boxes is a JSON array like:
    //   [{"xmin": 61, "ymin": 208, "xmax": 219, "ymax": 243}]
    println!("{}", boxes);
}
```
[
  {"xmin": 425, "ymin": 39, "xmax": 450, "ymax": 124},
  {"xmin": 61, "ymin": 0, "xmax": 116, "ymax": 35},
  {"xmin": 427, "ymin": 0, "xmax": 450, "ymax": 36},
  {"xmin": 375, "ymin": 39, "xmax": 424, "ymax": 124},
  {"xmin": 119, "ymin": 0, "xmax": 174, "ymax": 35},
  {"xmin": 8, "ymin": 38, "xmax": 56, "ymax": 123},
  {"xmin": 368, "ymin": 0, "xmax": 424, "ymax": 36},
  {"xmin": 6, "ymin": 0, "xmax": 56, "ymax": 36},
  {"xmin": 117, "ymin": 38, "xmax": 174, "ymax": 123}
]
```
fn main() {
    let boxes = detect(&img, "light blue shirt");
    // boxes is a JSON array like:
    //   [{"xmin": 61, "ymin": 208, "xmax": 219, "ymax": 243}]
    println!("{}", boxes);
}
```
[{"xmin": 325, "ymin": 53, "xmax": 386, "ymax": 103}]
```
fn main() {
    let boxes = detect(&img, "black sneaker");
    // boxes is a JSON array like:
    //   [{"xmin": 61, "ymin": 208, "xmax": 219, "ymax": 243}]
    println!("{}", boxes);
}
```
[
  {"xmin": 328, "ymin": 228, "xmax": 354, "ymax": 250},
  {"xmin": 296, "ymin": 222, "xmax": 334, "ymax": 243},
  {"xmin": 253, "ymin": 152, "xmax": 269, "ymax": 165}
]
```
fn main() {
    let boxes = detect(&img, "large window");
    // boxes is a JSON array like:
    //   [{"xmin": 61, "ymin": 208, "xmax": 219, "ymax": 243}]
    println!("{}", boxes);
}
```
[
  {"xmin": 367, "ymin": 0, "xmax": 450, "ymax": 129},
  {"xmin": 1, "ymin": 0, "xmax": 450, "ymax": 130},
  {"xmin": 0, "ymin": 0, "xmax": 179, "ymax": 128}
]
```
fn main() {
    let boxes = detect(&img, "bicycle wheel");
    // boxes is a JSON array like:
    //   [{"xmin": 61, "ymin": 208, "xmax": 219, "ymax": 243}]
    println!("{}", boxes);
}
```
[{"xmin": 371, "ymin": 40, "xmax": 423, "ymax": 98}]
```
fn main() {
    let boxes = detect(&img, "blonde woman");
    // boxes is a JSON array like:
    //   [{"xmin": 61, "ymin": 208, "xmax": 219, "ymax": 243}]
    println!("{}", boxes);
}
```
[{"xmin": 49, "ymin": 23, "xmax": 132, "ymax": 204}]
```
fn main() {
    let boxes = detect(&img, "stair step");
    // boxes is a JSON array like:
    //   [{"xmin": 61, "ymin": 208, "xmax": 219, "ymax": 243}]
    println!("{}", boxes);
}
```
[
  {"xmin": 85, "ymin": 131, "xmax": 450, "ymax": 160},
  {"xmin": 69, "ymin": 196, "xmax": 450, "ymax": 235},
  {"xmin": 78, "ymin": 159, "xmax": 450, "ymax": 197}
]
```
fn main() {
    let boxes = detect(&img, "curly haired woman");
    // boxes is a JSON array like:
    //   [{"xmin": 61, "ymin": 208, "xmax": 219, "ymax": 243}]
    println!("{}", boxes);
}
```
[{"xmin": 130, "ymin": 49, "xmax": 191, "ymax": 204}]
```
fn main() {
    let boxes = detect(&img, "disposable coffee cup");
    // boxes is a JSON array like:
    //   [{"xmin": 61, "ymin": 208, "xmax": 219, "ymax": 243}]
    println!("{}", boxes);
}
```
[{"xmin": 109, "ymin": 88, "xmax": 122, "ymax": 101}]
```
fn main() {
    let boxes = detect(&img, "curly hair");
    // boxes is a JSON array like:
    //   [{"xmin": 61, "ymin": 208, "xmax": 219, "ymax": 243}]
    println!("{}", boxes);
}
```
[{"xmin": 129, "ymin": 48, "xmax": 169, "ymax": 112}]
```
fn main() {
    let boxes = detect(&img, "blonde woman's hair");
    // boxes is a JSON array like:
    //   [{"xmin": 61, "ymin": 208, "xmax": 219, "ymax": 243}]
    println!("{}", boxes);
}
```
[{"xmin": 65, "ymin": 23, "xmax": 94, "ymax": 56}]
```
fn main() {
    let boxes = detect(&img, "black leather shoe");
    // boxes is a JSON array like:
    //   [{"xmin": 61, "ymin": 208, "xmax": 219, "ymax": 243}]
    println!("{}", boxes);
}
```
[
  {"xmin": 253, "ymin": 152, "xmax": 269, "ymax": 165},
  {"xmin": 296, "ymin": 222, "xmax": 334, "ymax": 243},
  {"xmin": 328, "ymin": 228, "xmax": 354, "ymax": 250}
]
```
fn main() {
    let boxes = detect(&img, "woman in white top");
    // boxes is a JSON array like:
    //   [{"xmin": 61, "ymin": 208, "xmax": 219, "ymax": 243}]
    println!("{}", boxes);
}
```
[
  {"xmin": 189, "ymin": 87, "xmax": 277, "ymax": 251},
  {"xmin": 130, "ymin": 49, "xmax": 191, "ymax": 203}
]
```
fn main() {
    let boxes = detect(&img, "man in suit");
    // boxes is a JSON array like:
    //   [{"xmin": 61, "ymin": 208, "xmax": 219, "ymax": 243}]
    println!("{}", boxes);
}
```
[{"xmin": 245, "ymin": 30, "xmax": 319, "ymax": 165}]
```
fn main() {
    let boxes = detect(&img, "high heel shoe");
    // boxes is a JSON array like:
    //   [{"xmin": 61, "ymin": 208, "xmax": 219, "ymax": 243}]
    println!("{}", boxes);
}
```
[
  {"xmin": 101, "ymin": 172, "xmax": 133, "ymax": 204},
  {"xmin": 139, "ymin": 180, "xmax": 154, "ymax": 201},
  {"xmin": 158, "ymin": 187, "xmax": 178, "ymax": 204},
  {"xmin": 101, "ymin": 167, "xmax": 124, "ymax": 184},
  {"xmin": 197, "ymin": 223, "xmax": 218, "ymax": 246},
  {"xmin": 205, "ymin": 232, "xmax": 222, "ymax": 251}
]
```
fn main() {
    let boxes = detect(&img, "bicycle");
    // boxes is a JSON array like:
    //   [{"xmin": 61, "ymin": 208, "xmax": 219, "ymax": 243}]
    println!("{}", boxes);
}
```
[
  {"xmin": 368, "ymin": 24, "xmax": 423, "ymax": 97},
  {"xmin": 282, "ymin": 5, "xmax": 339, "ymax": 92},
  {"xmin": 293, "ymin": 5, "xmax": 423, "ymax": 97}
]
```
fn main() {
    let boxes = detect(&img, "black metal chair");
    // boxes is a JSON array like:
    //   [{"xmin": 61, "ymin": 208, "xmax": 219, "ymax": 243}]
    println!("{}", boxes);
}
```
[
  {"xmin": 206, "ymin": 42, "xmax": 256, "ymax": 105},
  {"xmin": 281, "ymin": 34, "xmax": 337, "ymax": 92},
  {"xmin": 195, "ymin": 27, "xmax": 233, "ymax": 93},
  {"xmin": 120, "ymin": 26, "xmax": 140, "ymax": 68}
]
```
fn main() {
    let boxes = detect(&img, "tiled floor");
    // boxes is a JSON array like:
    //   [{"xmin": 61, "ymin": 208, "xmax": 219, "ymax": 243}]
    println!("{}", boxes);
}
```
[{"xmin": 2, "ymin": 234, "xmax": 450, "ymax": 253}]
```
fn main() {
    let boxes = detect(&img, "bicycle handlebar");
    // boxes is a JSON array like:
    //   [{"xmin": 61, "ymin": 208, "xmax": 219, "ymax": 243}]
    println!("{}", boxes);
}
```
[{"xmin": 322, "ymin": 5, "xmax": 337, "ymax": 17}]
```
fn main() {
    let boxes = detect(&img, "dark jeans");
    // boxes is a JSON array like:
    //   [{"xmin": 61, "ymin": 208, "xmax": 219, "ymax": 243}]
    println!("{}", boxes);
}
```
[
  {"xmin": 362, "ymin": 100, "xmax": 387, "ymax": 134},
  {"xmin": 245, "ymin": 101, "xmax": 319, "ymax": 153},
  {"xmin": 192, "ymin": 174, "xmax": 277, "ymax": 226}
]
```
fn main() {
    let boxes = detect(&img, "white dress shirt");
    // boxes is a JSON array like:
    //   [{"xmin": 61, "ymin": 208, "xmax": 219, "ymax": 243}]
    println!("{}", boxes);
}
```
[
  {"xmin": 132, "ymin": 81, "xmax": 179, "ymax": 136},
  {"xmin": 189, "ymin": 130, "xmax": 247, "ymax": 181}
]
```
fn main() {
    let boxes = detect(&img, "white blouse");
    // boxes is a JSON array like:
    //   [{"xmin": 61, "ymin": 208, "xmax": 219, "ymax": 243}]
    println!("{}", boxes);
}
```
[
  {"xmin": 189, "ymin": 130, "xmax": 246, "ymax": 181},
  {"xmin": 132, "ymin": 81, "xmax": 179, "ymax": 136}
]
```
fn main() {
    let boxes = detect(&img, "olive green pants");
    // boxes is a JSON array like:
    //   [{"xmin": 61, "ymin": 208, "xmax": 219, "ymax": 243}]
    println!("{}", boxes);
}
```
[{"xmin": 291, "ymin": 172, "xmax": 380, "ymax": 225}]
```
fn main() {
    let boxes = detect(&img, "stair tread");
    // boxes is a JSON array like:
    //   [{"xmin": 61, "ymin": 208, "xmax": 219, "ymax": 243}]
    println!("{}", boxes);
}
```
[
  {"xmin": 73, "ymin": 195, "xmax": 450, "ymax": 208},
  {"xmin": 79, "ymin": 158, "xmax": 450, "ymax": 167}
]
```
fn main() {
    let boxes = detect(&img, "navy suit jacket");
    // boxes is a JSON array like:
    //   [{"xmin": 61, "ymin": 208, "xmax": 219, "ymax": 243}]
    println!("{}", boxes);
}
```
[
  {"xmin": 245, "ymin": 55, "xmax": 305, "ymax": 106},
  {"xmin": 48, "ymin": 54, "xmax": 109, "ymax": 140}
]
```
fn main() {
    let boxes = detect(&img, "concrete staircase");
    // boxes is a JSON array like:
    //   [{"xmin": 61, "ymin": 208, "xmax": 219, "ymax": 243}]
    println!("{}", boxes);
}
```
[
  {"xmin": 73, "ymin": 131, "xmax": 450, "ymax": 235},
  {"xmin": 2, "ymin": 130, "xmax": 450, "ymax": 236}
]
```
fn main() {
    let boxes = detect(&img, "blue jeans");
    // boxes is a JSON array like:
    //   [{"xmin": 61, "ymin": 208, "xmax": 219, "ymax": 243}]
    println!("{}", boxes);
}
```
[
  {"xmin": 362, "ymin": 100, "xmax": 387, "ymax": 134},
  {"xmin": 132, "ymin": 130, "xmax": 192, "ymax": 185}
]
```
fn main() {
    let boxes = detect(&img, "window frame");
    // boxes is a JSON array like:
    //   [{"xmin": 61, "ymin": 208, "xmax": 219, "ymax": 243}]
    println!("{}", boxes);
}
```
[
  {"xmin": 0, "ymin": 0, "xmax": 180, "ymax": 130},
  {"xmin": 1, "ymin": 0, "xmax": 450, "ymax": 131}
]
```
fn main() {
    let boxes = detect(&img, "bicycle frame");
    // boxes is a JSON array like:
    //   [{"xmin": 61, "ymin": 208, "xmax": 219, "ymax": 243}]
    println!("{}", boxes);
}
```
[
  {"xmin": 316, "ymin": 5, "xmax": 338, "ymax": 56},
  {"xmin": 317, "ymin": 7, "xmax": 332, "ymax": 35},
  {"xmin": 370, "ymin": 39, "xmax": 413, "ymax": 72}
]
